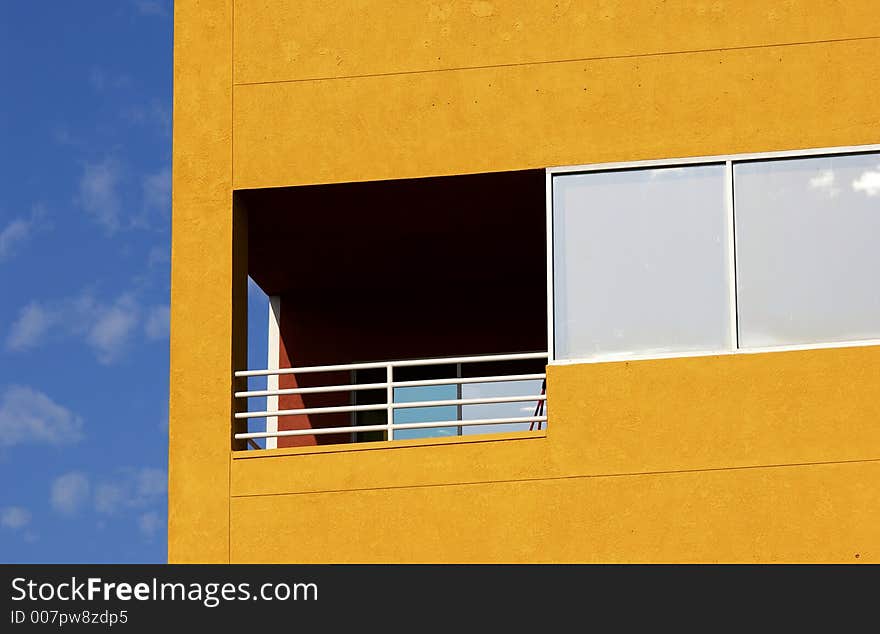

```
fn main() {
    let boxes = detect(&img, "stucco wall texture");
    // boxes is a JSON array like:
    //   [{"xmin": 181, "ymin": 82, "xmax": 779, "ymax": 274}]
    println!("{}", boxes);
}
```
[{"xmin": 169, "ymin": 0, "xmax": 880, "ymax": 562}]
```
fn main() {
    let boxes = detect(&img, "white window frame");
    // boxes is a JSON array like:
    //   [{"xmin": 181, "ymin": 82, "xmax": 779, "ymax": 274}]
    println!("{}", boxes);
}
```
[{"xmin": 545, "ymin": 142, "xmax": 880, "ymax": 366}]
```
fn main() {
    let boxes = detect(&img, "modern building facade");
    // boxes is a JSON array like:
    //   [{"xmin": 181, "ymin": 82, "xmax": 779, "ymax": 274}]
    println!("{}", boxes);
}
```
[{"xmin": 169, "ymin": 1, "xmax": 880, "ymax": 562}]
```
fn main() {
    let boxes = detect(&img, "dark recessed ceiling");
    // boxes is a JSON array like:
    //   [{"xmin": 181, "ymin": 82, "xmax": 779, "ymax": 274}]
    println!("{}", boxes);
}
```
[{"xmin": 239, "ymin": 169, "xmax": 547, "ymax": 297}]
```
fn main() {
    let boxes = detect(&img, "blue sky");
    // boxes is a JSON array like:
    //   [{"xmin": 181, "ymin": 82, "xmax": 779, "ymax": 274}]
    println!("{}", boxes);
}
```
[
  {"xmin": 0, "ymin": 1, "xmax": 174, "ymax": 563},
  {"xmin": 0, "ymin": 1, "xmax": 546, "ymax": 562}
]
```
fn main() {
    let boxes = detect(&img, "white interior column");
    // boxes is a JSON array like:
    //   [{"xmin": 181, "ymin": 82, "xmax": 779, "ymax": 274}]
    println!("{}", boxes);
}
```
[{"xmin": 265, "ymin": 295, "xmax": 281, "ymax": 449}]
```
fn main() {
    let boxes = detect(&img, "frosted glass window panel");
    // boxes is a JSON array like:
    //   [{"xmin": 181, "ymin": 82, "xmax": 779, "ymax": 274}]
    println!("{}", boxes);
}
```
[
  {"xmin": 553, "ymin": 165, "xmax": 731, "ymax": 360},
  {"xmin": 734, "ymin": 153, "xmax": 880, "ymax": 348}
]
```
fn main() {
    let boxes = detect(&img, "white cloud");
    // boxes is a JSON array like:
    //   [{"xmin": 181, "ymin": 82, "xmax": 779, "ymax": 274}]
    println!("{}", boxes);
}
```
[
  {"xmin": 79, "ymin": 159, "xmax": 123, "ymax": 233},
  {"xmin": 808, "ymin": 169, "xmax": 840, "ymax": 198},
  {"xmin": 809, "ymin": 170, "xmax": 834, "ymax": 189},
  {"xmin": 0, "ymin": 506, "xmax": 32, "ymax": 530},
  {"xmin": 0, "ymin": 204, "xmax": 49, "ymax": 261},
  {"xmin": 138, "ymin": 511, "xmax": 163, "ymax": 539},
  {"xmin": 93, "ymin": 467, "xmax": 167, "ymax": 515},
  {"xmin": 0, "ymin": 219, "xmax": 30, "ymax": 259},
  {"xmin": 852, "ymin": 168, "xmax": 880, "ymax": 197},
  {"xmin": 94, "ymin": 483, "xmax": 126, "ymax": 515},
  {"xmin": 0, "ymin": 386, "xmax": 83, "ymax": 448},
  {"xmin": 124, "ymin": 101, "xmax": 171, "ymax": 138},
  {"xmin": 47, "ymin": 467, "xmax": 165, "ymax": 541},
  {"xmin": 145, "ymin": 305, "xmax": 170, "ymax": 341},
  {"xmin": 79, "ymin": 158, "xmax": 171, "ymax": 232},
  {"xmin": 133, "ymin": 0, "xmax": 169, "ymax": 17},
  {"xmin": 143, "ymin": 165, "xmax": 171, "ymax": 214},
  {"xmin": 51, "ymin": 472, "xmax": 90, "ymax": 515},
  {"xmin": 135, "ymin": 467, "xmax": 167, "ymax": 499},
  {"xmin": 6, "ymin": 302, "xmax": 56, "ymax": 351},
  {"xmin": 6, "ymin": 291, "xmax": 148, "ymax": 364},
  {"xmin": 86, "ymin": 294, "xmax": 140, "ymax": 364}
]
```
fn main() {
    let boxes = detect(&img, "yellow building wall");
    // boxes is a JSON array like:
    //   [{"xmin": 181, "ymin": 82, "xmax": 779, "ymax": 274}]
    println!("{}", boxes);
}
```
[
  {"xmin": 230, "ymin": 347, "xmax": 880, "ymax": 562},
  {"xmin": 231, "ymin": 1, "xmax": 880, "ymax": 188},
  {"xmin": 168, "ymin": 0, "xmax": 236, "ymax": 563},
  {"xmin": 233, "ymin": 461, "xmax": 879, "ymax": 563},
  {"xmin": 170, "ymin": 0, "xmax": 880, "ymax": 562}
]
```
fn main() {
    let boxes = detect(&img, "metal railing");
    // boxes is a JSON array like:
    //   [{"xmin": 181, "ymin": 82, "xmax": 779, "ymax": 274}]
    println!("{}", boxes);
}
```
[{"xmin": 233, "ymin": 352, "xmax": 548, "ymax": 447}]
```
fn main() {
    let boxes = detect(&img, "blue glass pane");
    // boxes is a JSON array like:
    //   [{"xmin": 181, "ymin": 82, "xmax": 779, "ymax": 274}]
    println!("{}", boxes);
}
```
[{"xmin": 393, "ymin": 384, "xmax": 458, "ymax": 439}]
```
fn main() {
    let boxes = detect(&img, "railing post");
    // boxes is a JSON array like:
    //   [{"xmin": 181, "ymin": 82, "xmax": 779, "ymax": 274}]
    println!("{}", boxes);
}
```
[
  {"xmin": 386, "ymin": 364, "xmax": 394, "ymax": 441},
  {"xmin": 456, "ymin": 362, "xmax": 462, "ymax": 436},
  {"xmin": 349, "ymin": 369, "xmax": 356, "ymax": 444}
]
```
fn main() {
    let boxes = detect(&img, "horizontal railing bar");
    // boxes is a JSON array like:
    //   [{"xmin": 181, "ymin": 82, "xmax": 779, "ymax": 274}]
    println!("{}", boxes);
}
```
[
  {"xmin": 398, "ymin": 416, "xmax": 546, "ymax": 430},
  {"xmin": 234, "ymin": 352, "xmax": 548, "ymax": 377},
  {"xmin": 235, "ymin": 382, "xmax": 388, "ymax": 398},
  {"xmin": 392, "ymin": 395, "xmax": 546, "ymax": 409},
  {"xmin": 234, "ymin": 416, "xmax": 548, "ymax": 440},
  {"xmin": 234, "ymin": 373, "xmax": 547, "ymax": 399},
  {"xmin": 235, "ymin": 403, "xmax": 388, "ymax": 419},
  {"xmin": 236, "ymin": 362, "xmax": 387, "ymax": 377},
  {"xmin": 392, "ymin": 373, "xmax": 546, "ymax": 389},
  {"xmin": 235, "ymin": 425, "xmax": 389, "ymax": 440},
  {"xmin": 236, "ymin": 394, "xmax": 546, "ymax": 418}
]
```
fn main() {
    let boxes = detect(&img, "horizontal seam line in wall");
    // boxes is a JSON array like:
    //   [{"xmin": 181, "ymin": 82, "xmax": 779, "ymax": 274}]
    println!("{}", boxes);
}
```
[
  {"xmin": 232, "ymin": 435, "xmax": 545, "ymax": 461},
  {"xmin": 232, "ymin": 35, "xmax": 880, "ymax": 87},
  {"xmin": 230, "ymin": 456, "xmax": 880, "ymax": 499}
]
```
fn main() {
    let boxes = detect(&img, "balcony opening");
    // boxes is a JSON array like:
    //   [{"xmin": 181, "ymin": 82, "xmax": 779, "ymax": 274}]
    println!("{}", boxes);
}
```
[{"xmin": 236, "ymin": 169, "xmax": 548, "ymax": 449}]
